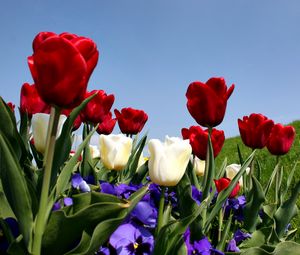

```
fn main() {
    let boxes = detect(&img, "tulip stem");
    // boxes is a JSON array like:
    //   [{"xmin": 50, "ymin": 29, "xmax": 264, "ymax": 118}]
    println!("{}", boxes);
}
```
[
  {"xmin": 32, "ymin": 106, "xmax": 61, "ymax": 255},
  {"xmin": 156, "ymin": 186, "xmax": 166, "ymax": 237}
]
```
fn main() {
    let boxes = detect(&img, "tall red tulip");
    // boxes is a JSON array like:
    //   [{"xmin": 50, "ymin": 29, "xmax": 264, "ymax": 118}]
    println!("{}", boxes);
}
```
[
  {"xmin": 20, "ymin": 83, "xmax": 50, "ymax": 118},
  {"xmin": 181, "ymin": 125, "xmax": 225, "ymax": 160},
  {"xmin": 82, "ymin": 90, "xmax": 115, "ymax": 124},
  {"xmin": 96, "ymin": 112, "xmax": 117, "ymax": 135},
  {"xmin": 186, "ymin": 77, "xmax": 234, "ymax": 127},
  {"xmin": 214, "ymin": 177, "xmax": 240, "ymax": 198},
  {"xmin": 28, "ymin": 31, "xmax": 99, "ymax": 108},
  {"xmin": 238, "ymin": 113, "xmax": 274, "ymax": 149},
  {"xmin": 114, "ymin": 107, "xmax": 148, "ymax": 135},
  {"xmin": 267, "ymin": 124, "xmax": 296, "ymax": 155}
]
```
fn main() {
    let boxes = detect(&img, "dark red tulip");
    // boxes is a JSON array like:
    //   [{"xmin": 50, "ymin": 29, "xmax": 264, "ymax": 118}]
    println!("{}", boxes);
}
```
[
  {"xmin": 238, "ymin": 113, "xmax": 274, "ymax": 149},
  {"xmin": 181, "ymin": 125, "xmax": 225, "ymax": 160},
  {"xmin": 82, "ymin": 90, "xmax": 115, "ymax": 124},
  {"xmin": 96, "ymin": 112, "xmax": 117, "ymax": 135},
  {"xmin": 7, "ymin": 102, "xmax": 15, "ymax": 113},
  {"xmin": 114, "ymin": 107, "xmax": 148, "ymax": 135},
  {"xmin": 214, "ymin": 177, "xmax": 240, "ymax": 198},
  {"xmin": 28, "ymin": 32, "xmax": 99, "ymax": 108},
  {"xmin": 20, "ymin": 83, "xmax": 50, "ymax": 118},
  {"xmin": 267, "ymin": 124, "xmax": 296, "ymax": 156},
  {"xmin": 186, "ymin": 77, "xmax": 234, "ymax": 127}
]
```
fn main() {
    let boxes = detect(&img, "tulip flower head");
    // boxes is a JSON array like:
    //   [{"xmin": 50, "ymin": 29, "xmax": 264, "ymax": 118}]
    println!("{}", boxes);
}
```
[
  {"xmin": 186, "ymin": 77, "xmax": 234, "ymax": 128},
  {"xmin": 99, "ymin": 134, "xmax": 132, "ymax": 171},
  {"xmin": 192, "ymin": 156, "xmax": 206, "ymax": 177},
  {"xmin": 96, "ymin": 112, "xmax": 117, "ymax": 135},
  {"xmin": 115, "ymin": 107, "xmax": 148, "ymax": 135},
  {"xmin": 238, "ymin": 113, "xmax": 274, "ymax": 149},
  {"xmin": 31, "ymin": 113, "xmax": 67, "ymax": 154},
  {"xmin": 20, "ymin": 83, "xmax": 50, "ymax": 118},
  {"xmin": 225, "ymin": 164, "xmax": 250, "ymax": 188},
  {"xmin": 7, "ymin": 102, "xmax": 15, "ymax": 113},
  {"xmin": 182, "ymin": 126, "xmax": 225, "ymax": 160},
  {"xmin": 267, "ymin": 123, "xmax": 296, "ymax": 156},
  {"xmin": 28, "ymin": 32, "xmax": 99, "ymax": 108},
  {"xmin": 82, "ymin": 90, "xmax": 115, "ymax": 124},
  {"xmin": 148, "ymin": 136, "xmax": 192, "ymax": 186},
  {"xmin": 214, "ymin": 177, "xmax": 240, "ymax": 198}
]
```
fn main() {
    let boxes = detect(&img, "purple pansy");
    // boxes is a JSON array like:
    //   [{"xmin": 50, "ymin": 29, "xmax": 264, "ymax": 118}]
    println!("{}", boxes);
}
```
[
  {"xmin": 131, "ymin": 201, "xmax": 157, "ymax": 227},
  {"xmin": 233, "ymin": 229, "xmax": 251, "ymax": 243},
  {"xmin": 184, "ymin": 229, "xmax": 224, "ymax": 255},
  {"xmin": 226, "ymin": 239, "xmax": 240, "ymax": 252},
  {"xmin": 109, "ymin": 223, "xmax": 154, "ymax": 255},
  {"xmin": 191, "ymin": 185, "xmax": 202, "ymax": 205},
  {"xmin": 225, "ymin": 195, "xmax": 246, "ymax": 221},
  {"xmin": 72, "ymin": 173, "xmax": 91, "ymax": 192},
  {"xmin": 0, "ymin": 218, "xmax": 19, "ymax": 252}
]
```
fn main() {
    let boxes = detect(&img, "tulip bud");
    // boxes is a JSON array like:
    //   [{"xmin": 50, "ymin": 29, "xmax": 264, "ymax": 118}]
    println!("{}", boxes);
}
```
[
  {"xmin": 238, "ymin": 113, "xmax": 274, "ymax": 149},
  {"xmin": 99, "ymin": 134, "xmax": 132, "ymax": 171},
  {"xmin": 148, "ymin": 136, "xmax": 192, "ymax": 186},
  {"xmin": 31, "ymin": 113, "xmax": 67, "ymax": 154},
  {"xmin": 89, "ymin": 145, "xmax": 100, "ymax": 158},
  {"xmin": 214, "ymin": 177, "xmax": 240, "ymax": 198},
  {"xmin": 225, "ymin": 164, "xmax": 250, "ymax": 188},
  {"xmin": 192, "ymin": 156, "xmax": 205, "ymax": 176},
  {"xmin": 267, "ymin": 124, "xmax": 296, "ymax": 155}
]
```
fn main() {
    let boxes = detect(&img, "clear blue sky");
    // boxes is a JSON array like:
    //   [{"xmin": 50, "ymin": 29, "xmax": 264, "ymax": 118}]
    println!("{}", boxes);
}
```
[{"xmin": 1, "ymin": 0, "xmax": 300, "ymax": 140}]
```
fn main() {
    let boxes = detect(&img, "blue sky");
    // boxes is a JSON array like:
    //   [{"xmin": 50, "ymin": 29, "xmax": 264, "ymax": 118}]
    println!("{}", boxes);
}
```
[{"xmin": 1, "ymin": 1, "xmax": 300, "ymax": 140}]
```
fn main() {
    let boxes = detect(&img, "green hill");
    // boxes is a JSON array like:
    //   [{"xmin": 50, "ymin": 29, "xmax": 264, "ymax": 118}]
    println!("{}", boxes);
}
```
[{"xmin": 216, "ymin": 120, "xmax": 300, "ymax": 240}]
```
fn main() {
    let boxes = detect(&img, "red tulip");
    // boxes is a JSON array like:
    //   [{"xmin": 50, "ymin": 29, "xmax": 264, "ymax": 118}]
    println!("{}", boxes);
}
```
[
  {"xmin": 267, "ymin": 124, "xmax": 296, "ymax": 156},
  {"xmin": 20, "ymin": 83, "xmax": 50, "ymax": 118},
  {"xmin": 96, "ymin": 112, "xmax": 117, "ymax": 135},
  {"xmin": 186, "ymin": 77, "xmax": 234, "ymax": 127},
  {"xmin": 61, "ymin": 108, "xmax": 82, "ymax": 131},
  {"xmin": 28, "ymin": 32, "xmax": 99, "ymax": 108},
  {"xmin": 181, "ymin": 125, "xmax": 225, "ymax": 160},
  {"xmin": 7, "ymin": 102, "xmax": 15, "ymax": 113},
  {"xmin": 238, "ymin": 113, "xmax": 274, "ymax": 149},
  {"xmin": 82, "ymin": 90, "xmax": 115, "ymax": 124},
  {"xmin": 214, "ymin": 177, "xmax": 240, "ymax": 198},
  {"xmin": 114, "ymin": 107, "xmax": 148, "ymax": 135}
]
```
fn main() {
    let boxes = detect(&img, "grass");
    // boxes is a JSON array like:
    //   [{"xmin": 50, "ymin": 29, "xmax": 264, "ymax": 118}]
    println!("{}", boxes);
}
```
[{"xmin": 215, "ymin": 120, "xmax": 300, "ymax": 241}]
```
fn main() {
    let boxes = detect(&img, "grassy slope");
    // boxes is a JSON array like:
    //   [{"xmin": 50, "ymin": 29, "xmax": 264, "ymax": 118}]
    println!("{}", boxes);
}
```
[{"xmin": 215, "ymin": 120, "xmax": 300, "ymax": 240}]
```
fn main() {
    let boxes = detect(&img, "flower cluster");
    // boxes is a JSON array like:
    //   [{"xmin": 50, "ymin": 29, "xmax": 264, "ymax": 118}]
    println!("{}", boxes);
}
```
[{"xmin": 0, "ymin": 31, "xmax": 299, "ymax": 255}]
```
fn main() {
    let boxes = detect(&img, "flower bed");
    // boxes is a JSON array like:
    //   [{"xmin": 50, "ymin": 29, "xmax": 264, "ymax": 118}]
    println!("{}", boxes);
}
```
[{"xmin": 0, "ymin": 31, "xmax": 300, "ymax": 255}]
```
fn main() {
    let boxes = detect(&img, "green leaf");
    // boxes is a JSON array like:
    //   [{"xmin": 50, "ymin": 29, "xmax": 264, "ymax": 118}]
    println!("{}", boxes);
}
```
[
  {"xmin": 204, "ymin": 150, "xmax": 255, "ymax": 233},
  {"xmin": 0, "ymin": 133, "xmax": 33, "ymax": 247},
  {"xmin": 153, "ymin": 201, "xmax": 207, "ymax": 255},
  {"xmin": 244, "ymin": 175, "xmax": 265, "ymax": 232},
  {"xmin": 240, "ymin": 227, "xmax": 273, "ymax": 249},
  {"xmin": 217, "ymin": 157, "xmax": 227, "ymax": 179},
  {"xmin": 239, "ymin": 241, "xmax": 300, "ymax": 255},
  {"xmin": 131, "ymin": 161, "xmax": 149, "ymax": 185},
  {"xmin": 43, "ymin": 185, "xmax": 148, "ymax": 255},
  {"xmin": 281, "ymin": 161, "xmax": 298, "ymax": 201},
  {"xmin": 264, "ymin": 163, "xmax": 279, "ymax": 198},
  {"xmin": 122, "ymin": 134, "xmax": 147, "ymax": 183},
  {"xmin": 53, "ymin": 126, "xmax": 98, "ymax": 200},
  {"xmin": 0, "ymin": 97, "xmax": 26, "ymax": 160},
  {"xmin": 237, "ymin": 144, "xmax": 244, "ymax": 165},
  {"xmin": 51, "ymin": 94, "xmax": 97, "ymax": 187},
  {"xmin": 80, "ymin": 124, "xmax": 94, "ymax": 178},
  {"xmin": 274, "ymin": 180, "xmax": 300, "ymax": 238}
]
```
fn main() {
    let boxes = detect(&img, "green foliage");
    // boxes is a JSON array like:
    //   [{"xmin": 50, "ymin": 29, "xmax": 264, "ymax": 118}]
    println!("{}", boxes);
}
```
[{"xmin": 216, "ymin": 120, "xmax": 300, "ymax": 240}]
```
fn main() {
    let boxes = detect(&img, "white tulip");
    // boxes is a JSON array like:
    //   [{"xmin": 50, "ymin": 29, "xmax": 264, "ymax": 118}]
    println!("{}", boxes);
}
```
[
  {"xmin": 148, "ymin": 136, "xmax": 192, "ymax": 186},
  {"xmin": 99, "ymin": 134, "xmax": 132, "ymax": 171},
  {"xmin": 89, "ymin": 145, "xmax": 100, "ymax": 158},
  {"xmin": 225, "ymin": 163, "xmax": 250, "ymax": 187},
  {"xmin": 32, "ymin": 113, "xmax": 67, "ymax": 154},
  {"xmin": 192, "ymin": 156, "xmax": 205, "ymax": 176}
]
